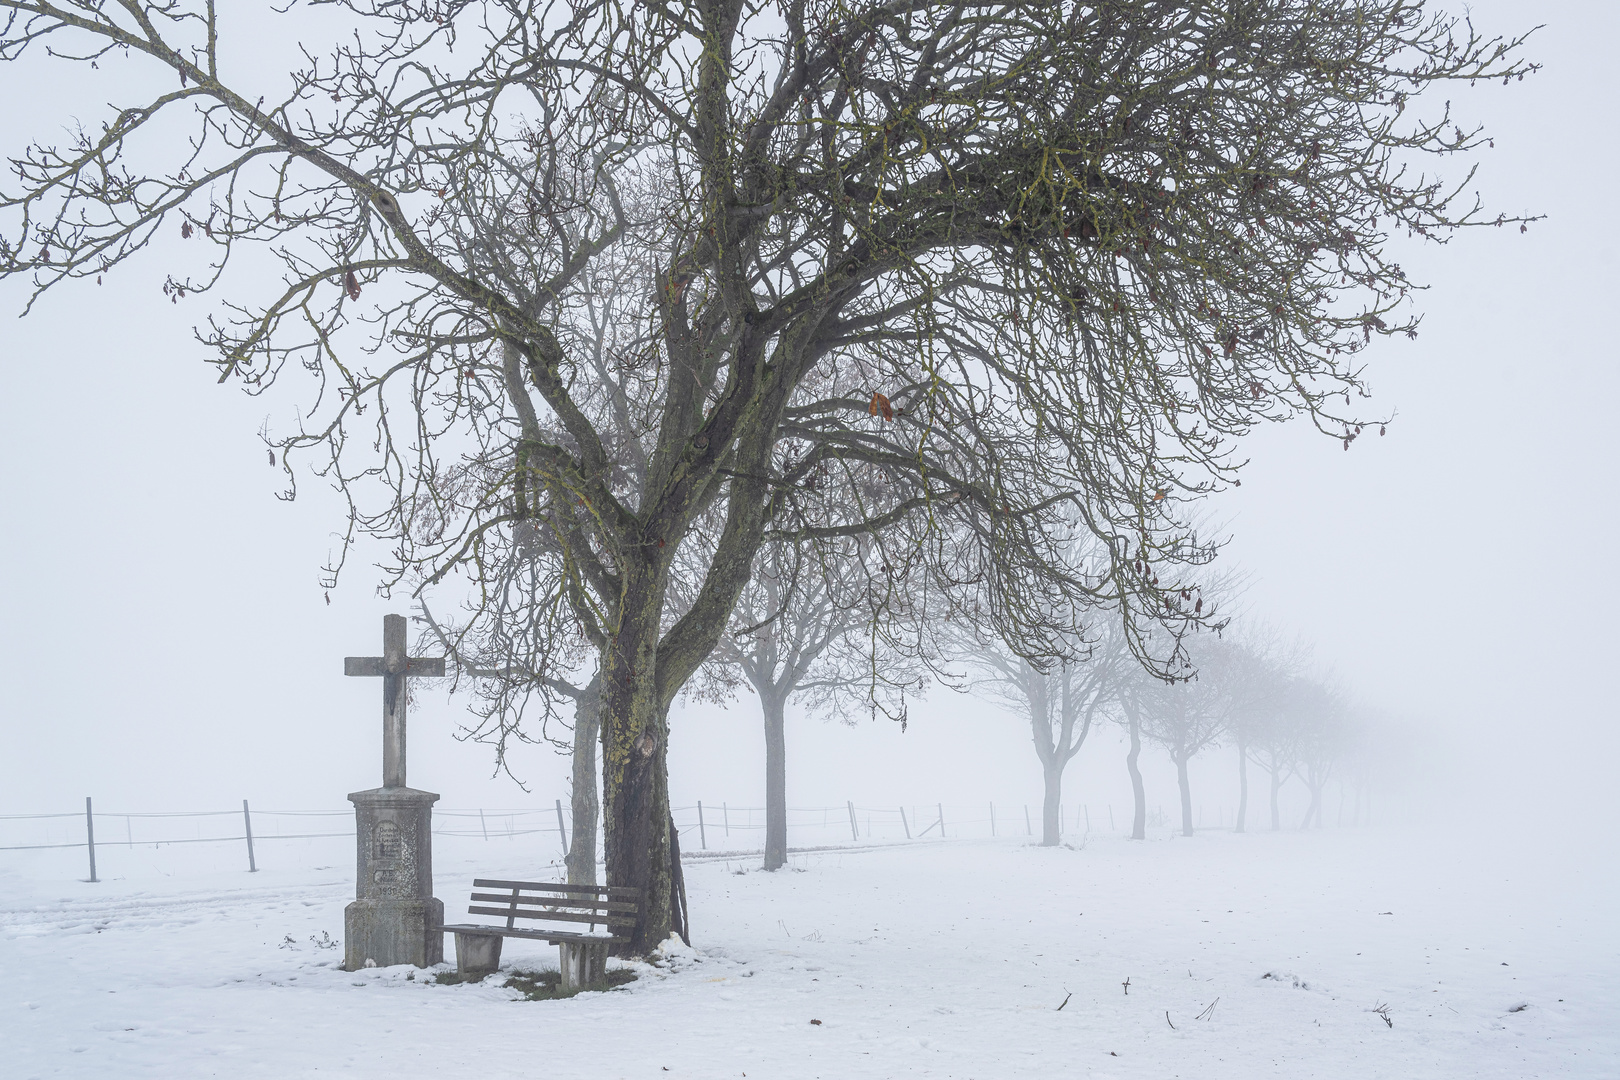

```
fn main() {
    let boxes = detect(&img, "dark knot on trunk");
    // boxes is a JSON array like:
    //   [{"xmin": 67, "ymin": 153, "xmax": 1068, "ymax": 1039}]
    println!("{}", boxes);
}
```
[{"xmin": 635, "ymin": 730, "xmax": 659, "ymax": 759}]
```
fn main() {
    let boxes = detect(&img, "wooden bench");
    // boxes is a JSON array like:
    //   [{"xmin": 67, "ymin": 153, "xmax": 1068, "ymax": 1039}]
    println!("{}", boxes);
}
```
[{"xmin": 439, "ymin": 878, "xmax": 640, "ymax": 991}]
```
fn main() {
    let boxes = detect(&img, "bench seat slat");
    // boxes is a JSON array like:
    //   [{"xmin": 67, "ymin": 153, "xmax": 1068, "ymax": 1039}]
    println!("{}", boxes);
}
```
[
  {"xmin": 441, "ymin": 922, "xmax": 627, "ymax": 945},
  {"xmin": 472, "ymin": 878, "xmax": 641, "ymax": 898},
  {"xmin": 467, "ymin": 892, "xmax": 639, "ymax": 913},
  {"xmin": 466, "ymin": 904, "xmax": 634, "ymax": 927}
]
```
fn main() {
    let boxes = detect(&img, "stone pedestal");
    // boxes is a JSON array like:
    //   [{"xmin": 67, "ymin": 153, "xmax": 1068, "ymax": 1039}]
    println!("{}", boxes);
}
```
[{"xmin": 344, "ymin": 786, "xmax": 444, "ymax": 970}]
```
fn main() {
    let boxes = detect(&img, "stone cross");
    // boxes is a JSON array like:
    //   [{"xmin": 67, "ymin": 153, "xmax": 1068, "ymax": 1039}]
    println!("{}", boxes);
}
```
[
  {"xmin": 342, "ymin": 613, "xmax": 446, "ymax": 971},
  {"xmin": 344, "ymin": 613, "xmax": 445, "ymax": 789}
]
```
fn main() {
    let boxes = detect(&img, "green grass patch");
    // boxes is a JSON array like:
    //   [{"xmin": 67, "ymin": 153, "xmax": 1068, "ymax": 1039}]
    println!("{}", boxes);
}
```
[
  {"xmin": 504, "ymin": 967, "xmax": 638, "ymax": 1000},
  {"xmin": 432, "ymin": 967, "xmax": 636, "ymax": 999}
]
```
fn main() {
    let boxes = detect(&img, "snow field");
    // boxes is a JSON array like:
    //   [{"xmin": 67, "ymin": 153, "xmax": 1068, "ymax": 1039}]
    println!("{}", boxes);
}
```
[{"xmin": 1, "ymin": 825, "xmax": 1613, "ymax": 1079}]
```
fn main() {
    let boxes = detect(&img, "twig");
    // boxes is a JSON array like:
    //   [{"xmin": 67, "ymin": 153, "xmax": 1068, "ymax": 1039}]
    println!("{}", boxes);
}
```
[
  {"xmin": 1371, "ymin": 1002, "xmax": 1393, "ymax": 1028},
  {"xmin": 1122, "ymin": 977, "xmax": 1131, "ymax": 996},
  {"xmin": 1165, "ymin": 1011, "xmax": 1176, "ymax": 1030},
  {"xmin": 1196, "ymin": 997, "xmax": 1219, "ymax": 1021},
  {"xmin": 1057, "ymin": 990, "xmax": 1073, "ymax": 1011}
]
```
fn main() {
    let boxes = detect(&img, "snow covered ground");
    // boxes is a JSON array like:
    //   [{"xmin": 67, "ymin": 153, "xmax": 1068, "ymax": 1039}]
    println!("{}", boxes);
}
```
[{"xmin": 3, "ymin": 824, "xmax": 1614, "ymax": 1079}]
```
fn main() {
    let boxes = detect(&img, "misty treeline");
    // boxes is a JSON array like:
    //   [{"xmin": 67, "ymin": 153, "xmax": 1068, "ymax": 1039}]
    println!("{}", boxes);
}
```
[
  {"xmin": 0, "ymin": 2, "xmax": 1534, "ymax": 952},
  {"xmin": 958, "ymin": 607, "xmax": 1384, "ymax": 846}
]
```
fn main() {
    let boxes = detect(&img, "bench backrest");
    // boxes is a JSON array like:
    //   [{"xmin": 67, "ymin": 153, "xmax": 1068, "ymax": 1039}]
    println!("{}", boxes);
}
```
[{"xmin": 467, "ymin": 878, "xmax": 640, "ymax": 935}]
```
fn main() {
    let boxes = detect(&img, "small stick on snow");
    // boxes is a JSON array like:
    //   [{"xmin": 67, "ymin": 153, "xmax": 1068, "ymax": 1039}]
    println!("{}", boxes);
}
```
[
  {"xmin": 1165, "ymin": 1011, "xmax": 1176, "ymax": 1030},
  {"xmin": 1057, "ymin": 990, "xmax": 1073, "ymax": 1011},
  {"xmin": 1122, "ymin": 977, "xmax": 1131, "ymax": 996},
  {"xmin": 1196, "ymin": 998, "xmax": 1219, "ymax": 1021}
]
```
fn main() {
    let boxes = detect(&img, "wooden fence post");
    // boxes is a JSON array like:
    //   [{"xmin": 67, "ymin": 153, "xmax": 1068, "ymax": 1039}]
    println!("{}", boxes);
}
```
[
  {"xmin": 1024, "ymin": 805, "xmax": 1032, "ymax": 835},
  {"xmin": 242, "ymin": 800, "xmax": 258, "ymax": 873},
  {"xmin": 555, "ymin": 799, "xmax": 569, "ymax": 857},
  {"xmin": 937, "ymin": 803, "xmax": 946, "ymax": 839},
  {"xmin": 847, "ymin": 801, "xmax": 859, "ymax": 841},
  {"xmin": 85, "ymin": 797, "xmax": 98, "ymax": 883},
  {"xmin": 697, "ymin": 802, "xmax": 707, "ymax": 850},
  {"xmin": 899, "ymin": 806, "xmax": 911, "ymax": 839},
  {"xmin": 990, "ymin": 802, "xmax": 996, "ymax": 837}
]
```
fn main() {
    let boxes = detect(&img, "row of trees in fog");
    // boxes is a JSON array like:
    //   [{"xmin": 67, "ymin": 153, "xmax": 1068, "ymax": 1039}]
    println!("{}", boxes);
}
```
[
  {"xmin": 960, "ymin": 613, "xmax": 1361, "ymax": 847},
  {"xmin": 2, "ymin": 2, "xmax": 1531, "ymax": 950}
]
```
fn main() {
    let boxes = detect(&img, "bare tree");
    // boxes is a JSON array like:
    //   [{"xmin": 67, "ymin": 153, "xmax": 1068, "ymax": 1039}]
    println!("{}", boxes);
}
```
[
  {"xmin": 693, "ymin": 535, "xmax": 920, "ymax": 870},
  {"xmin": 1124, "ymin": 635, "xmax": 1243, "ymax": 837},
  {"xmin": 1292, "ymin": 680, "xmax": 1351, "ymax": 829},
  {"xmin": 1250, "ymin": 678, "xmax": 1307, "ymax": 832},
  {"xmin": 419, "ymin": 602, "xmax": 604, "ymax": 884},
  {"xmin": 952, "ymin": 589, "xmax": 1132, "ymax": 846},
  {"xmin": 1, "ymin": 2, "xmax": 1537, "ymax": 951},
  {"xmin": 1220, "ymin": 629, "xmax": 1310, "ymax": 834}
]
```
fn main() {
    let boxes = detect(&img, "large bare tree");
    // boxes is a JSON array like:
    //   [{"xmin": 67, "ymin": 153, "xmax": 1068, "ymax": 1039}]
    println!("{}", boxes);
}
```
[{"xmin": 1, "ymin": 1, "xmax": 1536, "ymax": 951}]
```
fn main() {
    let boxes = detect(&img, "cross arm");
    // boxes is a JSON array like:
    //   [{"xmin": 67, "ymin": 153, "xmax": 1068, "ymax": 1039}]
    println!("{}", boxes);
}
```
[{"xmin": 344, "ymin": 656, "xmax": 447, "ymax": 677}]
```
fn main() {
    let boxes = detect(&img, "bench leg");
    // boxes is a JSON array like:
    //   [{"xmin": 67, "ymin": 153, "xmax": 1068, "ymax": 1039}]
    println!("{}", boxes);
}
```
[
  {"xmin": 558, "ymin": 940, "xmax": 608, "ymax": 993},
  {"xmin": 454, "ymin": 932, "xmax": 503, "ymax": 980}
]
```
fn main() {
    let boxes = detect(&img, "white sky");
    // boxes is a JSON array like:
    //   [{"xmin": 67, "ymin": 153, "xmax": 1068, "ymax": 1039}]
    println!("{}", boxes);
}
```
[{"xmin": 0, "ymin": 1, "xmax": 1614, "ymax": 841}]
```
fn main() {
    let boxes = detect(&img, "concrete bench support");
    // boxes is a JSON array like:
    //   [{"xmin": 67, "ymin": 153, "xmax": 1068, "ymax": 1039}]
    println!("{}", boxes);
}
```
[
  {"xmin": 454, "ymin": 930, "xmax": 503, "ymax": 979},
  {"xmin": 559, "ymin": 939, "xmax": 609, "ymax": 992}
]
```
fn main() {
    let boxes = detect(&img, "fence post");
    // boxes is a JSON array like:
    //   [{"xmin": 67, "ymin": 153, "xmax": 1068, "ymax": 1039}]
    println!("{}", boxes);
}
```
[
  {"xmin": 697, "ymin": 802, "xmax": 707, "ymax": 850},
  {"xmin": 1084, "ymin": 805, "xmax": 1090, "ymax": 832},
  {"xmin": 479, "ymin": 808, "xmax": 488, "ymax": 841},
  {"xmin": 555, "ymin": 799, "xmax": 569, "ymax": 857},
  {"xmin": 242, "ymin": 800, "xmax": 258, "ymax": 873},
  {"xmin": 847, "ymin": 801, "xmax": 858, "ymax": 841},
  {"xmin": 723, "ymin": 802, "xmax": 729, "ymax": 837},
  {"xmin": 899, "ymin": 806, "xmax": 910, "ymax": 839},
  {"xmin": 937, "ymin": 803, "xmax": 946, "ymax": 839},
  {"xmin": 1024, "ymin": 805, "xmax": 1032, "ymax": 835},
  {"xmin": 989, "ymin": 802, "xmax": 996, "ymax": 837},
  {"xmin": 1109, "ymin": 804, "xmax": 1115, "ymax": 831},
  {"xmin": 84, "ymin": 797, "xmax": 98, "ymax": 883}
]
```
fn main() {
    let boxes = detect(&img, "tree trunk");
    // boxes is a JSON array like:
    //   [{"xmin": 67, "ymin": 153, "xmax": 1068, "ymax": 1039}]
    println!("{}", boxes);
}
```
[
  {"xmin": 1176, "ymin": 752, "xmax": 1194, "ymax": 837},
  {"xmin": 1126, "ymin": 712, "xmax": 1146, "ymax": 841},
  {"xmin": 1041, "ymin": 758, "xmax": 1063, "ymax": 847},
  {"xmin": 1234, "ymin": 739, "xmax": 1248, "ymax": 834},
  {"xmin": 1302, "ymin": 779, "xmax": 1323, "ymax": 830},
  {"xmin": 761, "ymin": 688, "xmax": 788, "ymax": 871},
  {"xmin": 565, "ymin": 676, "xmax": 601, "ymax": 885},
  {"xmin": 600, "ymin": 592, "xmax": 673, "ymax": 957},
  {"xmin": 1269, "ymin": 762, "xmax": 1282, "ymax": 832}
]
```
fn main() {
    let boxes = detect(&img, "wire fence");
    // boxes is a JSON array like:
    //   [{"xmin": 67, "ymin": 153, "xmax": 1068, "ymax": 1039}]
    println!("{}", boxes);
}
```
[{"xmin": 0, "ymin": 794, "xmax": 1254, "ymax": 882}]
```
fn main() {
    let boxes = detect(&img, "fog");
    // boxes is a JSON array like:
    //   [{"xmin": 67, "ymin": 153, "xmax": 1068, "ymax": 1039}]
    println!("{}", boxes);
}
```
[{"xmin": 1, "ymin": 0, "xmax": 1615, "ymax": 858}]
